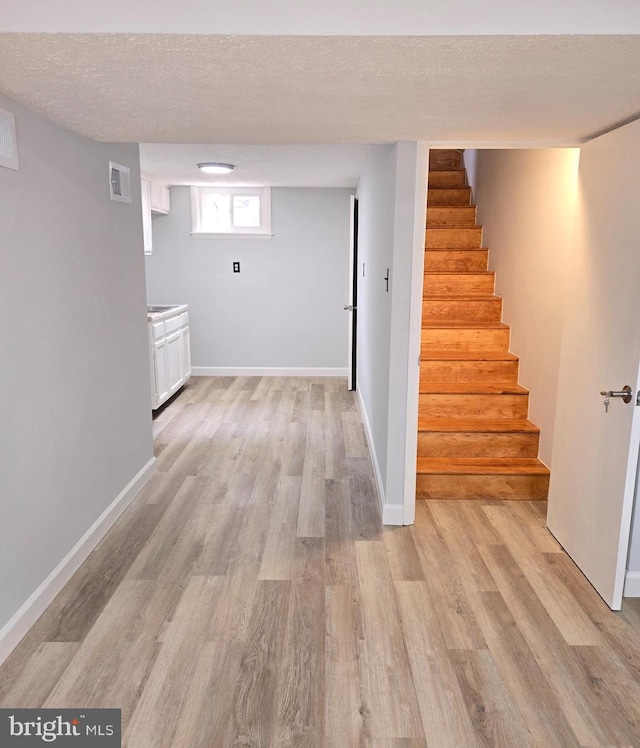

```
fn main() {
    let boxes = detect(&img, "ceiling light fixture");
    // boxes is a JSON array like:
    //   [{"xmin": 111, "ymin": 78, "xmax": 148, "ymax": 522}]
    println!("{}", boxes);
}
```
[{"xmin": 197, "ymin": 162, "xmax": 235, "ymax": 174}]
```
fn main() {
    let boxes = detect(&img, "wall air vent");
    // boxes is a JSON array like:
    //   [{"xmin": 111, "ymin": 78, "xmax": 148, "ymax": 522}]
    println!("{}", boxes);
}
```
[
  {"xmin": 0, "ymin": 107, "xmax": 19, "ymax": 171},
  {"xmin": 109, "ymin": 161, "xmax": 132, "ymax": 203}
]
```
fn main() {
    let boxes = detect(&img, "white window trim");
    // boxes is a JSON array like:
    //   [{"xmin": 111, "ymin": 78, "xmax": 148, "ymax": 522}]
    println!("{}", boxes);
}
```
[{"xmin": 190, "ymin": 186, "xmax": 272, "ymax": 237}]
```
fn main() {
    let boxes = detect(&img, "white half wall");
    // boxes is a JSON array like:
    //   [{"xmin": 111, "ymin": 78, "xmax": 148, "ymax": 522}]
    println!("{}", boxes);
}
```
[
  {"xmin": 471, "ymin": 148, "xmax": 580, "ymax": 466},
  {"xmin": 0, "ymin": 94, "xmax": 154, "ymax": 657},
  {"xmin": 356, "ymin": 142, "xmax": 427, "ymax": 524},
  {"xmin": 145, "ymin": 187, "xmax": 351, "ymax": 371}
]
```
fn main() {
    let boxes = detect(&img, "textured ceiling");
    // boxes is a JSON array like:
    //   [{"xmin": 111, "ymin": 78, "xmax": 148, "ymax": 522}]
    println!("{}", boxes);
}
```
[
  {"xmin": 139, "ymin": 144, "xmax": 372, "ymax": 187},
  {"xmin": 1, "ymin": 34, "xmax": 640, "ymax": 145}
]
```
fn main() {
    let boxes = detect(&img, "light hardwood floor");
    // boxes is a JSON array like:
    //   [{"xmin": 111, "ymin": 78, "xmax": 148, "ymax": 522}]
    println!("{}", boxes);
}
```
[{"xmin": 1, "ymin": 376, "xmax": 640, "ymax": 747}]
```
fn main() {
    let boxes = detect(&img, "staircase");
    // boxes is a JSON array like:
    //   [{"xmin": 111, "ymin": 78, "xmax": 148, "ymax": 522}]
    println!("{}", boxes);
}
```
[{"xmin": 416, "ymin": 149, "xmax": 550, "ymax": 500}]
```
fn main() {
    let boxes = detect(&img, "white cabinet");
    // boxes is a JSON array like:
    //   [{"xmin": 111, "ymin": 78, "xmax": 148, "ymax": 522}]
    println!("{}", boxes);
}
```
[
  {"xmin": 149, "ymin": 179, "xmax": 171, "ymax": 214},
  {"xmin": 181, "ymin": 319, "xmax": 191, "ymax": 380},
  {"xmin": 141, "ymin": 176, "xmax": 171, "ymax": 256},
  {"xmin": 153, "ymin": 340, "xmax": 169, "ymax": 404},
  {"xmin": 141, "ymin": 177, "xmax": 153, "ymax": 255},
  {"xmin": 166, "ymin": 330, "xmax": 184, "ymax": 395},
  {"xmin": 148, "ymin": 306, "xmax": 191, "ymax": 410}
]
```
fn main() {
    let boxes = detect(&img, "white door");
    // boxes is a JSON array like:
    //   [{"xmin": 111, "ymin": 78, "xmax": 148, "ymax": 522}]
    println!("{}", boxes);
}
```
[{"xmin": 547, "ymin": 119, "xmax": 640, "ymax": 610}]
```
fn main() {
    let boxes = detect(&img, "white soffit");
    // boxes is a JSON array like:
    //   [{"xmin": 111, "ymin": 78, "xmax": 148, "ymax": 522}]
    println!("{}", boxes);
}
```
[
  {"xmin": 0, "ymin": 34, "xmax": 639, "ymax": 144},
  {"xmin": 140, "ymin": 144, "xmax": 372, "ymax": 188},
  {"xmin": 3, "ymin": 0, "xmax": 640, "ymax": 35}
]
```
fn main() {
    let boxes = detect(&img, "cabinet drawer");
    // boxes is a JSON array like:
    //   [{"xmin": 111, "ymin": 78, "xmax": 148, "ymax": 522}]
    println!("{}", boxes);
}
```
[
  {"xmin": 180, "ymin": 312, "xmax": 189, "ymax": 328},
  {"xmin": 151, "ymin": 321, "xmax": 165, "ymax": 340},
  {"xmin": 165, "ymin": 315, "xmax": 182, "ymax": 334}
]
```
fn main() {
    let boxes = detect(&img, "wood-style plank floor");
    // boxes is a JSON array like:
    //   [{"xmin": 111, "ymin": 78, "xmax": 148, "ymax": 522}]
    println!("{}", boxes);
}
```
[{"xmin": 2, "ymin": 376, "xmax": 640, "ymax": 747}]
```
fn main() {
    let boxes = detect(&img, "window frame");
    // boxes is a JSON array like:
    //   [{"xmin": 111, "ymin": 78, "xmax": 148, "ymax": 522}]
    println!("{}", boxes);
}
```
[{"xmin": 190, "ymin": 186, "xmax": 272, "ymax": 238}]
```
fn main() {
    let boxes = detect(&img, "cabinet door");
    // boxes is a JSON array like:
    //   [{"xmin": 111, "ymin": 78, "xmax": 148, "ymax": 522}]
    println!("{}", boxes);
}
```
[
  {"xmin": 153, "ymin": 339, "xmax": 169, "ymax": 406},
  {"xmin": 182, "ymin": 326, "xmax": 191, "ymax": 380},
  {"xmin": 150, "ymin": 180, "xmax": 162, "ymax": 212},
  {"xmin": 141, "ymin": 178, "xmax": 153, "ymax": 255},
  {"xmin": 160, "ymin": 186, "xmax": 171, "ymax": 213},
  {"xmin": 166, "ymin": 330, "xmax": 184, "ymax": 394}
]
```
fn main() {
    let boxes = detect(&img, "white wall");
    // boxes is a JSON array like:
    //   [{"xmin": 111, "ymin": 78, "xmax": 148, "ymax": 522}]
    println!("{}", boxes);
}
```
[
  {"xmin": 0, "ymin": 94, "xmax": 154, "ymax": 658},
  {"xmin": 4, "ymin": 0, "xmax": 640, "ymax": 34},
  {"xmin": 356, "ymin": 142, "xmax": 427, "ymax": 524},
  {"xmin": 145, "ymin": 187, "xmax": 351, "ymax": 373},
  {"xmin": 472, "ymin": 148, "xmax": 580, "ymax": 466}
]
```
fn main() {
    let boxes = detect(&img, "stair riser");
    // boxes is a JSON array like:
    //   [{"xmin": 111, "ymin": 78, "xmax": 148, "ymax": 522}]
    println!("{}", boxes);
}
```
[
  {"xmin": 420, "ymin": 360, "xmax": 519, "ymax": 384},
  {"xmin": 416, "ymin": 473, "xmax": 549, "ymax": 500},
  {"xmin": 418, "ymin": 431, "xmax": 540, "ymax": 459},
  {"xmin": 429, "ymin": 151, "xmax": 463, "ymax": 170},
  {"xmin": 428, "ymin": 171, "xmax": 467, "ymax": 188},
  {"xmin": 424, "ymin": 250, "xmax": 489, "ymax": 272},
  {"xmin": 422, "ymin": 328, "xmax": 510, "ymax": 352},
  {"xmin": 427, "ymin": 188, "xmax": 472, "ymax": 206},
  {"xmin": 424, "ymin": 274, "xmax": 495, "ymax": 296},
  {"xmin": 419, "ymin": 393, "xmax": 529, "ymax": 418},
  {"xmin": 426, "ymin": 206, "xmax": 477, "ymax": 226},
  {"xmin": 423, "ymin": 298, "xmax": 502, "ymax": 323},
  {"xmin": 426, "ymin": 227, "xmax": 483, "ymax": 249}
]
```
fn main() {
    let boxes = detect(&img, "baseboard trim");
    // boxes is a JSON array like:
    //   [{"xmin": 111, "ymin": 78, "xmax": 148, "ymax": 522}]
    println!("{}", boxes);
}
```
[
  {"xmin": 382, "ymin": 503, "xmax": 405, "ymax": 525},
  {"xmin": 355, "ymin": 388, "xmax": 403, "ymax": 525},
  {"xmin": 192, "ymin": 367, "xmax": 348, "ymax": 377},
  {"xmin": 624, "ymin": 571, "xmax": 640, "ymax": 597},
  {"xmin": 0, "ymin": 457, "xmax": 157, "ymax": 666}
]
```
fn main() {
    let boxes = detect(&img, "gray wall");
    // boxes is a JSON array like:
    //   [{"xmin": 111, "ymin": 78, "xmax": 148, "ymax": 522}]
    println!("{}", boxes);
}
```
[
  {"xmin": 356, "ymin": 145, "xmax": 396, "ymax": 487},
  {"xmin": 0, "ymin": 94, "xmax": 153, "ymax": 635},
  {"xmin": 356, "ymin": 142, "xmax": 427, "ymax": 521},
  {"xmin": 145, "ymin": 187, "xmax": 351, "ymax": 371}
]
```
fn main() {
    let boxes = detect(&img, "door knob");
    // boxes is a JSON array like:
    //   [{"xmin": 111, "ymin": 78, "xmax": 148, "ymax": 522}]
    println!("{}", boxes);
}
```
[
  {"xmin": 599, "ymin": 385, "xmax": 632, "ymax": 403},
  {"xmin": 344, "ymin": 305, "xmax": 356, "ymax": 311}
]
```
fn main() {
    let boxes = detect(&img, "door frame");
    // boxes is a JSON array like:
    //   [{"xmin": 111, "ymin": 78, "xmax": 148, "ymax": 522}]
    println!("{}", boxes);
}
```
[
  {"xmin": 348, "ymin": 195, "xmax": 358, "ymax": 391},
  {"xmin": 399, "ymin": 142, "xmax": 429, "ymax": 525}
]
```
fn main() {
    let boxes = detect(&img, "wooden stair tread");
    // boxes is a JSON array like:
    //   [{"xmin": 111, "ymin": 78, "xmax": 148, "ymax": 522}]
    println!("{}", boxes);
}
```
[
  {"xmin": 427, "ymin": 184, "xmax": 469, "ymax": 190},
  {"xmin": 418, "ymin": 417, "xmax": 539, "ymax": 433},
  {"xmin": 422, "ymin": 321, "xmax": 508, "ymax": 329},
  {"xmin": 427, "ymin": 227, "xmax": 483, "ymax": 232},
  {"xmin": 424, "ymin": 247, "xmax": 493, "ymax": 256},
  {"xmin": 419, "ymin": 383, "xmax": 528, "ymax": 395},
  {"xmin": 423, "ymin": 294, "xmax": 501, "ymax": 301},
  {"xmin": 421, "ymin": 350, "xmax": 518, "ymax": 361},
  {"xmin": 417, "ymin": 457, "xmax": 550, "ymax": 475}
]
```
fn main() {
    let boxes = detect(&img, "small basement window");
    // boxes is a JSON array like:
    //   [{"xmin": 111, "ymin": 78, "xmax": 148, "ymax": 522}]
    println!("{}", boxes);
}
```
[{"xmin": 191, "ymin": 186, "xmax": 272, "ymax": 237}]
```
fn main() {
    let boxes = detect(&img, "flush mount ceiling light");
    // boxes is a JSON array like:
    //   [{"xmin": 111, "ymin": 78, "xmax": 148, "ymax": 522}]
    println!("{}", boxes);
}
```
[{"xmin": 197, "ymin": 162, "xmax": 235, "ymax": 174}]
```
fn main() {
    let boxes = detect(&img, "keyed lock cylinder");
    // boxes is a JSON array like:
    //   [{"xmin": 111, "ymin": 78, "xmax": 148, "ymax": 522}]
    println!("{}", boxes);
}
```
[{"xmin": 600, "ymin": 385, "xmax": 633, "ymax": 413}]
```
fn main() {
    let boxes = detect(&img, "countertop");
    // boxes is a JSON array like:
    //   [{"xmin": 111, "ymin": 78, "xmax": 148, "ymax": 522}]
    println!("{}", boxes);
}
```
[{"xmin": 147, "ymin": 304, "xmax": 188, "ymax": 322}]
